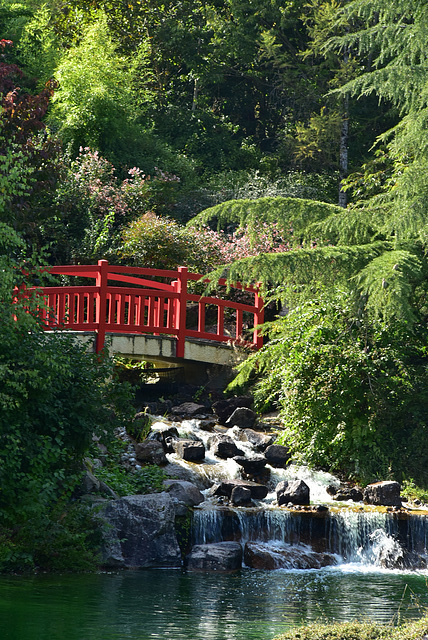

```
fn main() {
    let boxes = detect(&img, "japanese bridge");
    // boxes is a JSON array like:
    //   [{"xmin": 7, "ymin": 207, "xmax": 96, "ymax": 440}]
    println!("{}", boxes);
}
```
[{"xmin": 35, "ymin": 260, "xmax": 264, "ymax": 379}]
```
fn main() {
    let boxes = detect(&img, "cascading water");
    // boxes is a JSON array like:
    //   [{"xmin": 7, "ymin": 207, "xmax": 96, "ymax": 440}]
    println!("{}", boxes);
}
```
[{"xmin": 152, "ymin": 417, "xmax": 428, "ymax": 572}]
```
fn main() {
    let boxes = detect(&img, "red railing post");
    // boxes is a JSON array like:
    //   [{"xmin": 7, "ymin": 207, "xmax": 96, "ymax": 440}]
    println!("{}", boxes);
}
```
[
  {"xmin": 95, "ymin": 259, "xmax": 109, "ymax": 353},
  {"xmin": 253, "ymin": 286, "xmax": 264, "ymax": 349},
  {"xmin": 175, "ymin": 266, "xmax": 188, "ymax": 358}
]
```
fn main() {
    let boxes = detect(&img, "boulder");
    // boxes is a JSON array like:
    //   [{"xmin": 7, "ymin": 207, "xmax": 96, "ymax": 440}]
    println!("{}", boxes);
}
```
[
  {"xmin": 185, "ymin": 542, "xmax": 243, "ymax": 571},
  {"xmin": 163, "ymin": 479, "xmax": 204, "ymax": 506},
  {"xmin": 239, "ymin": 428, "xmax": 275, "ymax": 451},
  {"xmin": 233, "ymin": 455, "xmax": 268, "ymax": 475},
  {"xmin": 135, "ymin": 440, "xmax": 168, "ymax": 466},
  {"xmin": 170, "ymin": 402, "xmax": 209, "ymax": 418},
  {"xmin": 100, "ymin": 493, "xmax": 182, "ymax": 569},
  {"xmin": 214, "ymin": 479, "xmax": 268, "ymax": 500},
  {"xmin": 364, "ymin": 481, "xmax": 402, "ymax": 507},
  {"xmin": 230, "ymin": 485, "xmax": 252, "ymax": 506},
  {"xmin": 244, "ymin": 542, "xmax": 337, "ymax": 570},
  {"xmin": 277, "ymin": 479, "xmax": 310, "ymax": 506},
  {"xmin": 212, "ymin": 396, "xmax": 253, "ymax": 424},
  {"xmin": 174, "ymin": 440, "xmax": 206, "ymax": 462},
  {"xmin": 265, "ymin": 444, "xmax": 291, "ymax": 468},
  {"xmin": 207, "ymin": 434, "xmax": 244, "ymax": 459},
  {"xmin": 225, "ymin": 407, "xmax": 257, "ymax": 429}
]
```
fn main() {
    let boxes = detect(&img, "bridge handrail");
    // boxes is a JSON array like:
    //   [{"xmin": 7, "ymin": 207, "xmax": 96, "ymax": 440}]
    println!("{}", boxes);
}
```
[{"xmin": 36, "ymin": 260, "xmax": 264, "ymax": 356}]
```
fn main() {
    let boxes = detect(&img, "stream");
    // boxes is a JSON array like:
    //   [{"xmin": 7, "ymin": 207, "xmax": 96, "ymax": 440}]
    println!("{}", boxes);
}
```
[{"xmin": 2, "ymin": 415, "xmax": 428, "ymax": 639}]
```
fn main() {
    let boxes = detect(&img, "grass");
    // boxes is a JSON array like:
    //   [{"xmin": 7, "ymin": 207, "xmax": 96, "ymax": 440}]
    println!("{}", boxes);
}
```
[{"xmin": 273, "ymin": 616, "xmax": 428, "ymax": 640}]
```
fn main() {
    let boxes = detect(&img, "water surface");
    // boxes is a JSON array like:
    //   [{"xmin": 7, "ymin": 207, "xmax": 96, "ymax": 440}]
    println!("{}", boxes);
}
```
[{"xmin": 1, "ymin": 568, "xmax": 428, "ymax": 640}]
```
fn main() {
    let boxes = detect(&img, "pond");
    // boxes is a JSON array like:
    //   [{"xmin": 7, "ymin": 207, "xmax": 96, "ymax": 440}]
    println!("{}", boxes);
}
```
[{"xmin": 1, "ymin": 567, "xmax": 428, "ymax": 640}]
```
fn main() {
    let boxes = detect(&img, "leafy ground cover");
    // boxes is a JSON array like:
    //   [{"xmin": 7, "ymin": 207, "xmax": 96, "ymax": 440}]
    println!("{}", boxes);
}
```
[{"xmin": 274, "ymin": 616, "xmax": 428, "ymax": 640}]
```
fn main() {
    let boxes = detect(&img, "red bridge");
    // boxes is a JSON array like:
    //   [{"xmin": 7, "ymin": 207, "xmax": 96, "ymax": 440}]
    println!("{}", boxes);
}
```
[{"xmin": 36, "ymin": 260, "xmax": 264, "ymax": 358}]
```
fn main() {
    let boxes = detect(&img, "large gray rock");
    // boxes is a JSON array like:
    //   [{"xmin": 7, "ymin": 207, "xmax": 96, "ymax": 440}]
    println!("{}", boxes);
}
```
[
  {"xmin": 163, "ymin": 462, "xmax": 210, "ymax": 490},
  {"xmin": 214, "ymin": 478, "xmax": 268, "ymax": 500},
  {"xmin": 185, "ymin": 542, "xmax": 243, "ymax": 571},
  {"xmin": 100, "ymin": 493, "xmax": 181, "ymax": 569},
  {"xmin": 207, "ymin": 434, "xmax": 244, "ymax": 459},
  {"xmin": 135, "ymin": 440, "xmax": 168, "ymax": 466},
  {"xmin": 163, "ymin": 479, "xmax": 204, "ymax": 506},
  {"xmin": 244, "ymin": 542, "xmax": 337, "ymax": 570},
  {"xmin": 277, "ymin": 479, "xmax": 310, "ymax": 506},
  {"xmin": 225, "ymin": 407, "xmax": 256, "ymax": 429},
  {"xmin": 265, "ymin": 444, "xmax": 291, "ymax": 468},
  {"xmin": 364, "ymin": 481, "xmax": 402, "ymax": 507}
]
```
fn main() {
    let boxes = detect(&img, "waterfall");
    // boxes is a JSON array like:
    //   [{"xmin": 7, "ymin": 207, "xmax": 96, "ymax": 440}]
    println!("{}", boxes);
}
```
[
  {"xmin": 192, "ymin": 507, "xmax": 428, "ymax": 568},
  {"xmin": 152, "ymin": 415, "xmax": 428, "ymax": 571}
]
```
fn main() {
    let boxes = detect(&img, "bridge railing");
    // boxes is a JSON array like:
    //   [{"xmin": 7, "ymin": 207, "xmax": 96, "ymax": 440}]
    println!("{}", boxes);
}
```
[{"xmin": 35, "ymin": 260, "xmax": 264, "ymax": 356}]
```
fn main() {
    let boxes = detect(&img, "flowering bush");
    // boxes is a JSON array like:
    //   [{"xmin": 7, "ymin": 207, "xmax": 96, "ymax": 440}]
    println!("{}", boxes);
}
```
[
  {"xmin": 54, "ymin": 148, "xmax": 181, "ymax": 263},
  {"xmin": 120, "ymin": 213, "xmax": 292, "ymax": 272},
  {"xmin": 120, "ymin": 213, "xmax": 221, "ymax": 271}
]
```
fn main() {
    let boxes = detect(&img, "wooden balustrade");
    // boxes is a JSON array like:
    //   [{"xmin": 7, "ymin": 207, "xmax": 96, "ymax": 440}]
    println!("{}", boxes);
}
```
[{"xmin": 30, "ymin": 260, "xmax": 264, "ymax": 355}]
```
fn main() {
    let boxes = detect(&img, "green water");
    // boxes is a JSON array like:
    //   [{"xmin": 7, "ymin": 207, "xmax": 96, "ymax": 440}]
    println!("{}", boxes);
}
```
[{"xmin": 1, "ymin": 568, "xmax": 428, "ymax": 640}]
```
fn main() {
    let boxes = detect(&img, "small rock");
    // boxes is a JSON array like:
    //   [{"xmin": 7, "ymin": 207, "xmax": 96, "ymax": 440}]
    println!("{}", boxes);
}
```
[
  {"xmin": 135, "ymin": 440, "xmax": 168, "ymax": 466},
  {"xmin": 175, "ymin": 440, "xmax": 206, "ymax": 462},
  {"xmin": 207, "ymin": 434, "xmax": 244, "ymax": 459},
  {"xmin": 171, "ymin": 402, "xmax": 208, "ymax": 418},
  {"xmin": 212, "ymin": 396, "xmax": 253, "ymax": 424},
  {"xmin": 185, "ymin": 542, "xmax": 243, "ymax": 572},
  {"xmin": 333, "ymin": 487, "xmax": 364, "ymax": 502},
  {"xmin": 364, "ymin": 481, "xmax": 402, "ymax": 507},
  {"xmin": 239, "ymin": 428, "xmax": 275, "ymax": 451},
  {"xmin": 244, "ymin": 541, "xmax": 337, "ymax": 570},
  {"xmin": 265, "ymin": 444, "xmax": 291, "ymax": 468},
  {"xmin": 230, "ymin": 486, "xmax": 252, "ymax": 506},
  {"xmin": 233, "ymin": 455, "xmax": 267, "ymax": 475},
  {"xmin": 225, "ymin": 407, "xmax": 256, "ymax": 429},
  {"xmin": 163, "ymin": 480, "xmax": 204, "ymax": 506},
  {"xmin": 277, "ymin": 479, "xmax": 310, "ymax": 506},
  {"xmin": 214, "ymin": 479, "xmax": 268, "ymax": 500},
  {"xmin": 148, "ymin": 424, "xmax": 180, "ymax": 453}
]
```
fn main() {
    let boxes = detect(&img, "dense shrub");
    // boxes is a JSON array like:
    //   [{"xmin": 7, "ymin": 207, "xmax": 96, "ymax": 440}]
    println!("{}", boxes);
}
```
[
  {"xmin": 230, "ymin": 291, "xmax": 428, "ymax": 485},
  {"xmin": 0, "ymin": 222, "xmax": 132, "ymax": 570}
]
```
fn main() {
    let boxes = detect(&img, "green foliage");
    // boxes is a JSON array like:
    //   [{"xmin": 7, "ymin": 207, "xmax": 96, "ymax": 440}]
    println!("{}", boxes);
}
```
[
  {"xmin": 0, "ymin": 500, "xmax": 104, "ymax": 573},
  {"xmin": 189, "ymin": 196, "xmax": 343, "ymax": 242},
  {"xmin": 230, "ymin": 292, "xmax": 428, "ymax": 485},
  {"xmin": 0, "ymin": 222, "xmax": 133, "ymax": 529},
  {"xmin": 206, "ymin": 241, "xmax": 390, "ymax": 298},
  {"xmin": 401, "ymin": 480, "xmax": 428, "ymax": 506},
  {"xmin": 120, "ymin": 212, "xmax": 222, "ymax": 271},
  {"xmin": 274, "ymin": 616, "xmax": 428, "ymax": 640},
  {"xmin": 126, "ymin": 411, "xmax": 152, "ymax": 443},
  {"xmin": 49, "ymin": 13, "xmax": 140, "ymax": 153},
  {"xmin": 94, "ymin": 455, "xmax": 165, "ymax": 496}
]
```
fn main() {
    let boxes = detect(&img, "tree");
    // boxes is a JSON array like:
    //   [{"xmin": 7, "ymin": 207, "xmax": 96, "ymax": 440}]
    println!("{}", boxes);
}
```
[
  {"xmin": 328, "ymin": 0, "xmax": 428, "ymax": 240},
  {"xmin": 0, "ymin": 222, "xmax": 131, "ymax": 568},
  {"xmin": 0, "ymin": 38, "xmax": 61, "ymax": 250}
]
